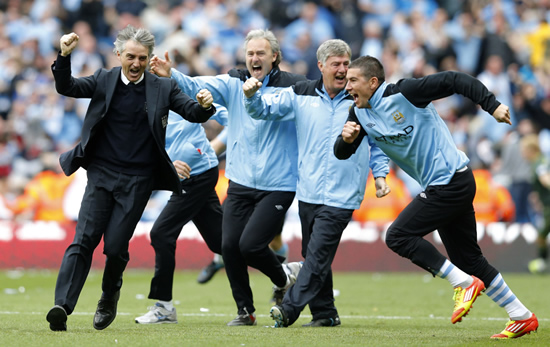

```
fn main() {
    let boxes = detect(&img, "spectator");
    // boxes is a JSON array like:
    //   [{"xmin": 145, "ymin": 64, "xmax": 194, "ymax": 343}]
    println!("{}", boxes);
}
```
[
  {"xmin": 282, "ymin": 2, "xmax": 335, "ymax": 63},
  {"xmin": 492, "ymin": 119, "xmax": 537, "ymax": 224},
  {"xmin": 520, "ymin": 134, "xmax": 550, "ymax": 275},
  {"xmin": 472, "ymin": 168, "xmax": 515, "ymax": 224},
  {"xmin": 8, "ymin": 152, "xmax": 74, "ymax": 223},
  {"xmin": 352, "ymin": 168, "xmax": 411, "ymax": 227},
  {"xmin": 475, "ymin": 54, "xmax": 516, "ymax": 142}
]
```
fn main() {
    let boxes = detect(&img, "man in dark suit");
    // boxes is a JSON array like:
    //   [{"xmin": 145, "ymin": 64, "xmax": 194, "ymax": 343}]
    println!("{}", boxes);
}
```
[{"xmin": 45, "ymin": 25, "xmax": 216, "ymax": 332}]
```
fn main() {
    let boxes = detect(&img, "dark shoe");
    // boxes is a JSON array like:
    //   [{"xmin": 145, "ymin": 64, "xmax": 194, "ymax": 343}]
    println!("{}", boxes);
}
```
[
  {"xmin": 93, "ymin": 291, "xmax": 120, "ymax": 330},
  {"xmin": 227, "ymin": 309, "xmax": 256, "ymax": 326},
  {"xmin": 302, "ymin": 315, "xmax": 341, "ymax": 327},
  {"xmin": 270, "ymin": 305, "xmax": 289, "ymax": 328},
  {"xmin": 46, "ymin": 305, "xmax": 67, "ymax": 331},
  {"xmin": 197, "ymin": 261, "xmax": 224, "ymax": 284},
  {"xmin": 271, "ymin": 288, "xmax": 284, "ymax": 306}
]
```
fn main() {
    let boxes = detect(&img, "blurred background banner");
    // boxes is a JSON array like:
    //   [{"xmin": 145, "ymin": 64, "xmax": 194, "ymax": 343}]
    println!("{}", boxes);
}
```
[{"xmin": 0, "ymin": 220, "xmax": 537, "ymax": 272}]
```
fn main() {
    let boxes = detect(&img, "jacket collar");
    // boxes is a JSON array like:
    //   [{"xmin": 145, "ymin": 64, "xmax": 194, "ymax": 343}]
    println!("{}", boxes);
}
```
[
  {"xmin": 105, "ymin": 68, "xmax": 158, "ymax": 126},
  {"xmin": 368, "ymin": 82, "xmax": 386, "ymax": 108},
  {"xmin": 317, "ymin": 78, "xmax": 353, "ymax": 101},
  {"xmin": 120, "ymin": 69, "xmax": 145, "ymax": 85}
]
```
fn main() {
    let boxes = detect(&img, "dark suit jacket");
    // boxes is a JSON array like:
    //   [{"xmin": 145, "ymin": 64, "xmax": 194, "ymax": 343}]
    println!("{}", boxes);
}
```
[{"xmin": 51, "ymin": 55, "xmax": 215, "ymax": 194}]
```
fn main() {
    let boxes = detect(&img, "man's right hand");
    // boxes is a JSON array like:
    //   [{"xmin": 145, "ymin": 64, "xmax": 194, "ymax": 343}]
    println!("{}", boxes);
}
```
[
  {"xmin": 242, "ymin": 77, "xmax": 262, "ymax": 98},
  {"xmin": 150, "ymin": 51, "xmax": 172, "ymax": 77},
  {"xmin": 60, "ymin": 33, "xmax": 79, "ymax": 57},
  {"xmin": 341, "ymin": 121, "xmax": 361, "ymax": 144},
  {"xmin": 173, "ymin": 160, "xmax": 191, "ymax": 179}
]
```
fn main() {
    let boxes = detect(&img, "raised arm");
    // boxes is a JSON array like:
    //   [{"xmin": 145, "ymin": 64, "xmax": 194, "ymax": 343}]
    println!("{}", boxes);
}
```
[
  {"xmin": 52, "ymin": 32, "xmax": 98, "ymax": 97},
  {"xmin": 397, "ymin": 71, "xmax": 508, "ymax": 121},
  {"xmin": 169, "ymin": 82, "xmax": 216, "ymax": 123},
  {"xmin": 151, "ymin": 51, "xmax": 234, "ymax": 107},
  {"xmin": 243, "ymin": 78, "xmax": 296, "ymax": 122}
]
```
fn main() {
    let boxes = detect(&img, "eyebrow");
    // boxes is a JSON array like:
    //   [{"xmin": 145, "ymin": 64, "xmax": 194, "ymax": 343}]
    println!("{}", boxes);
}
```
[{"xmin": 125, "ymin": 53, "xmax": 148, "ymax": 58}]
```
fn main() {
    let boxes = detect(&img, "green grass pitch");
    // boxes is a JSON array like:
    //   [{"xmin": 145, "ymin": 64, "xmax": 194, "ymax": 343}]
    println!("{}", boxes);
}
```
[{"xmin": 0, "ymin": 269, "xmax": 547, "ymax": 346}]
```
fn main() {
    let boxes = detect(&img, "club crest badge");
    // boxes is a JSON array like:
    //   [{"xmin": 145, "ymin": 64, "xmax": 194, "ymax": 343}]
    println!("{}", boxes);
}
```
[{"xmin": 392, "ymin": 111, "xmax": 405, "ymax": 124}]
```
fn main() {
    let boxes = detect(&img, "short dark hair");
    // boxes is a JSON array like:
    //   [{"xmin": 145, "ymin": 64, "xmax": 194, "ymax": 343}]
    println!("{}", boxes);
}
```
[{"xmin": 349, "ymin": 56, "xmax": 385, "ymax": 84}]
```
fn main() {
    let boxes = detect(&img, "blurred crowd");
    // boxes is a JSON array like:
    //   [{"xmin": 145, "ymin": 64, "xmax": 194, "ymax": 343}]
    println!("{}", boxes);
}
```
[{"xmin": 0, "ymin": 0, "xmax": 549, "ymax": 228}]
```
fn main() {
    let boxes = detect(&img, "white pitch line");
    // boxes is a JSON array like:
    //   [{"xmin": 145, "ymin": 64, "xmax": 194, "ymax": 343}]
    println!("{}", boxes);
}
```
[{"xmin": 0, "ymin": 311, "xmax": 547, "ymax": 322}]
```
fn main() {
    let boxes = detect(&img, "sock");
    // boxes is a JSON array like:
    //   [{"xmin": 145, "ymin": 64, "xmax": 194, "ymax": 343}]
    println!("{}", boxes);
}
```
[
  {"xmin": 158, "ymin": 300, "xmax": 174, "ymax": 311},
  {"xmin": 213, "ymin": 253, "xmax": 224, "ymax": 265},
  {"xmin": 485, "ymin": 274, "xmax": 531, "ymax": 321},
  {"xmin": 436, "ymin": 259, "xmax": 472, "ymax": 288}
]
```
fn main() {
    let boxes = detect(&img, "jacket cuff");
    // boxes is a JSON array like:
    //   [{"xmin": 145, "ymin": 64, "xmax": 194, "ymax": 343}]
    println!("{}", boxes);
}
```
[{"xmin": 55, "ymin": 52, "xmax": 71, "ymax": 69}]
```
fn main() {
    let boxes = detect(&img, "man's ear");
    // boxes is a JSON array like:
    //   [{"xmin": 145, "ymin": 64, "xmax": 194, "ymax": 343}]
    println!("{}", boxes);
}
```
[{"xmin": 370, "ymin": 76, "xmax": 379, "ymax": 89}]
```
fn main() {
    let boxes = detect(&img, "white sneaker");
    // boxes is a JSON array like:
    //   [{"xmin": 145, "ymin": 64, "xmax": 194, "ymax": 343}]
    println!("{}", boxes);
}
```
[
  {"xmin": 272, "ymin": 262, "xmax": 303, "ymax": 305},
  {"xmin": 135, "ymin": 303, "xmax": 178, "ymax": 324},
  {"xmin": 284, "ymin": 261, "xmax": 302, "ymax": 286}
]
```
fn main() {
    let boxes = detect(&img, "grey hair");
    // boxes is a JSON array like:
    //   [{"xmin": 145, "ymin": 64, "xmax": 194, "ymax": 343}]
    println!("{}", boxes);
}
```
[
  {"xmin": 244, "ymin": 29, "xmax": 282, "ymax": 67},
  {"xmin": 316, "ymin": 39, "xmax": 351, "ymax": 64},
  {"xmin": 113, "ymin": 25, "xmax": 156, "ymax": 57}
]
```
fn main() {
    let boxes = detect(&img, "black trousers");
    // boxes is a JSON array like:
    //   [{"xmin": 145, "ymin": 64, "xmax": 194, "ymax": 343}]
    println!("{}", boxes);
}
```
[
  {"xmin": 148, "ymin": 167, "xmax": 222, "ymax": 301},
  {"xmin": 54, "ymin": 164, "xmax": 154, "ymax": 314},
  {"xmin": 221, "ymin": 181, "xmax": 295, "ymax": 315},
  {"xmin": 282, "ymin": 202, "xmax": 353, "ymax": 325},
  {"xmin": 385, "ymin": 167, "xmax": 499, "ymax": 286}
]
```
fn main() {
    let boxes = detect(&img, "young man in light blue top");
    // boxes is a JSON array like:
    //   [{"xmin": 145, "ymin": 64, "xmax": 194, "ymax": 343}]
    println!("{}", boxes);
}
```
[
  {"xmin": 150, "ymin": 29, "xmax": 305, "ymax": 326},
  {"xmin": 335, "ymin": 55, "xmax": 537, "ymax": 339},
  {"xmin": 244, "ymin": 40, "xmax": 390, "ymax": 328}
]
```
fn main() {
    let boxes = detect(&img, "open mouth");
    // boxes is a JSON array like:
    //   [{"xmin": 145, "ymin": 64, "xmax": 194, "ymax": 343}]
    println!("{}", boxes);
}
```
[
  {"xmin": 129, "ymin": 68, "xmax": 141, "ymax": 79},
  {"xmin": 252, "ymin": 65, "xmax": 262, "ymax": 74}
]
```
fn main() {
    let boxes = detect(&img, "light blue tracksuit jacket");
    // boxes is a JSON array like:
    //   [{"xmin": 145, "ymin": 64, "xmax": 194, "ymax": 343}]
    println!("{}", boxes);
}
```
[
  {"xmin": 244, "ymin": 79, "xmax": 389, "ymax": 210},
  {"xmin": 165, "ymin": 105, "xmax": 227, "ymax": 178},
  {"xmin": 339, "ymin": 71, "xmax": 502, "ymax": 190},
  {"xmin": 170, "ymin": 67, "xmax": 306, "ymax": 191}
]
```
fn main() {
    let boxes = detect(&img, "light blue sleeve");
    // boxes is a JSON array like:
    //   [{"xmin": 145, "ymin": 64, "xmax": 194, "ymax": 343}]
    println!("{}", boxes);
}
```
[
  {"xmin": 170, "ymin": 69, "xmax": 234, "ymax": 108},
  {"xmin": 367, "ymin": 136, "xmax": 390, "ymax": 178},
  {"xmin": 243, "ymin": 87, "xmax": 296, "ymax": 122},
  {"xmin": 210, "ymin": 104, "xmax": 228, "ymax": 127}
]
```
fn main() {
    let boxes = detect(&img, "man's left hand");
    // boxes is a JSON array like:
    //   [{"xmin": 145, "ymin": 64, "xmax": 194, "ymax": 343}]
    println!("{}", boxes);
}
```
[
  {"xmin": 196, "ymin": 89, "xmax": 213, "ymax": 109},
  {"xmin": 375, "ymin": 177, "xmax": 391, "ymax": 198},
  {"xmin": 492, "ymin": 104, "xmax": 512, "ymax": 125}
]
